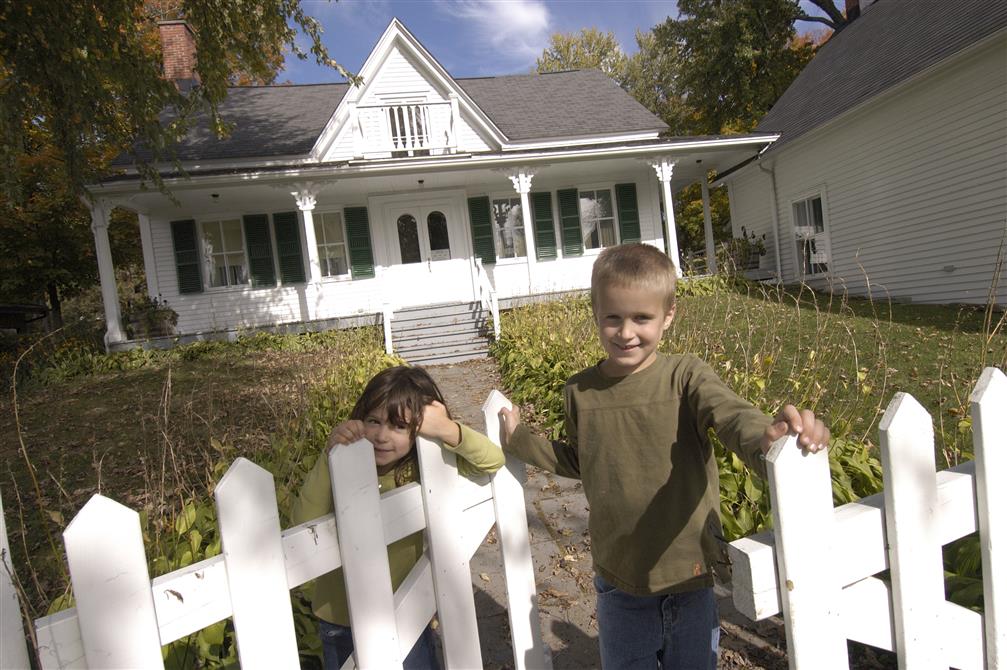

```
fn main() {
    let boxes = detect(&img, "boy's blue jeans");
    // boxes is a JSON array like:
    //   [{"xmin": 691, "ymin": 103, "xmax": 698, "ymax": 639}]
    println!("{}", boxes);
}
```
[
  {"xmin": 594, "ymin": 575, "xmax": 719, "ymax": 669},
  {"xmin": 318, "ymin": 619, "xmax": 440, "ymax": 670}
]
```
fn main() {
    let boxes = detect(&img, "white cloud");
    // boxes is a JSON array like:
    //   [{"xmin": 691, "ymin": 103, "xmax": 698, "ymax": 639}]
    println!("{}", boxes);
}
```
[{"xmin": 437, "ymin": 0, "xmax": 552, "ymax": 70}]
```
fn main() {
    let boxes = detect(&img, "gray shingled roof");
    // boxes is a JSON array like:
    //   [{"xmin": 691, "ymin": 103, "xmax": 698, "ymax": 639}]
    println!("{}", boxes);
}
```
[
  {"xmin": 119, "ymin": 69, "xmax": 666, "ymax": 165},
  {"xmin": 758, "ymin": 0, "xmax": 1007, "ymax": 152},
  {"xmin": 120, "ymin": 83, "xmax": 348, "ymax": 164},
  {"xmin": 458, "ymin": 70, "xmax": 667, "ymax": 140}
]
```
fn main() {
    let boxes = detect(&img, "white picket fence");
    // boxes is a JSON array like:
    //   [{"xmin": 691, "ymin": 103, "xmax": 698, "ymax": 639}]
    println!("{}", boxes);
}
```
[
  {"xmin": 1, "ymin": 390, "xmax": 550, "ymax": 670},
  {"xmin": 3, "ymin": 370, "xmax": 1004, "ymax": 669},
  {"xmin": 728, "ymin": 366, "xmax": 1005, "ymax": 669}
]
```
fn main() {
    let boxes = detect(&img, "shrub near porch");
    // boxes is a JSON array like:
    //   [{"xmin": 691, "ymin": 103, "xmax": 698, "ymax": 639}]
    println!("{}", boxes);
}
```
[{"xmin": 492, "ymin": 280, "xmax": 1004, "ymax": 609}]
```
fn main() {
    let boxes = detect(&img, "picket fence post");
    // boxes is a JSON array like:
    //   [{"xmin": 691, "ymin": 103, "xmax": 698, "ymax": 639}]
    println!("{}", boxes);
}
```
[
  {"xmin": 1, "ymin": 489, "xmax": 31, "ymax": 670},
  {"xmin": 483, "ymin": 389, "xmax": 551, "ymax": 670},
  {"xmin": 63, "ymin": 495, "xmax": 163, "ymax": 668},
  {"xmin": 973, "ymin": 367, "xmax": 1006, "ymax": 669},
  {"xmin": 765, "ymin": 434, "xmax": 848, "ymax": 669},
  {"xmin": 330, "ymin": 439, "xmax": 403, "ymax": 669},
  {"xmin": 417, "ymin": 436, "xmax": 484, "ymax": 669},
  {"xmin": 879, "ymin": 393, "xmax": 945, "ymax": 669},
  {"xmin": 215, "ymin": 457, "xmax": 300, "ymax": 669}
]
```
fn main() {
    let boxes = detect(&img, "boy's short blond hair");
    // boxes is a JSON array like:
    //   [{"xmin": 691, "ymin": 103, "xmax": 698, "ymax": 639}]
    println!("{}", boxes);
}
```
[{"xmin": 591, "ymin": 243, "xmax": 678, "ymax": 313}]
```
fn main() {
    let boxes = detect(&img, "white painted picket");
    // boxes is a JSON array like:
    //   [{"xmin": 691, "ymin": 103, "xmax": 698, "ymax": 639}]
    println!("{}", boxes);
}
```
[
  {"xmin": 1, "ymin": 489, "xmax": 31, "ymax": 670},
  {"xmin": 729, "ymin": 366, "xmax": 1005, "ymax": 670},
  {"xmin": 9, "ymin": 389, "xmax": 549, "ymax": 670}
]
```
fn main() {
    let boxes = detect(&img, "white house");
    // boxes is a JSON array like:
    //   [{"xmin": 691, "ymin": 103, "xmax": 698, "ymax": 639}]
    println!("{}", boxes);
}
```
[
  {"xmin": 90, "ymin": 19, "xmax": 776, "ymax": 361},
  {"xmin": 719, "ymin": 0, "xmax": 1007, "ymax": 306}
]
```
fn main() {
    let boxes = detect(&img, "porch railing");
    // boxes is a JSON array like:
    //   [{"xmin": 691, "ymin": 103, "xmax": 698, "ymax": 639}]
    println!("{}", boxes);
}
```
[
  {"xmin": 474, "ymin": 258, "xmax": 500, "ymax": 340},
  {"xmin": 354, "ymin": 101, "xmax": 457, "ymax": 157}
]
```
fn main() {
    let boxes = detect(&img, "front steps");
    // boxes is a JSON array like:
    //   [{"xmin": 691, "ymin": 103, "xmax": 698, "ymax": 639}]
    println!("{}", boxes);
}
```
[{"xmin": 390, "ymin": 301, "xmax": 492, "ymax": 366}]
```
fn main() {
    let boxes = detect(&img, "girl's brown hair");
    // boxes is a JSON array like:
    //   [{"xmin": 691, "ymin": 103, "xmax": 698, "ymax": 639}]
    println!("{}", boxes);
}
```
[{"xmin": 350, "ymin": 365, "xmax": 450, "ymax": 438}]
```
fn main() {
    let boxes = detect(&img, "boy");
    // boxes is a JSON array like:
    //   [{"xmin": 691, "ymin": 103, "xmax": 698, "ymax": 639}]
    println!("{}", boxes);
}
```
[{"xmin": 499, "ymin": 243, "xmax": 828, "ymax": 669}]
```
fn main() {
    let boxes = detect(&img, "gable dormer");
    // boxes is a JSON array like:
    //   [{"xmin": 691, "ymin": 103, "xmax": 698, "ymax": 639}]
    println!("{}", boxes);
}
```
[{"xmin": 312, "ymin": 19, "xmax": 505, "ymax": 162}]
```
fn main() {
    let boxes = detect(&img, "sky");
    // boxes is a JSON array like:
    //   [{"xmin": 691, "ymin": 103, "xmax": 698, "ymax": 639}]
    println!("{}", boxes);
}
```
[{"xmin": 280, "ymin": 0, "xmax": 682, "ymax": 83}]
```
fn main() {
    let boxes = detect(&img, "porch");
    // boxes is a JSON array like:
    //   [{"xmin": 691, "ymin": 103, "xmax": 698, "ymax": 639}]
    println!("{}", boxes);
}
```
[{"xmin": 90, "ymin": 136, "xmax": 775, "ymax": 351}]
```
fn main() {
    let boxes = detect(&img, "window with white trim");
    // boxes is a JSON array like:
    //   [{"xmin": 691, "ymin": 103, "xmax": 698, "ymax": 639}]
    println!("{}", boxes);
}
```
[
  {"xmin": 491, "ymin": 197, "xmax": 526, "ymax": 259},
  {"xmin": 791, "ymin": 194, "xmax": 830, "ymax": 275},
  {"xmin": 200, "ymin": 219, "xmax": 248, "ymax": 287},
  {"xmin": 315, "ymin": 211, "xmax": 350, "ymax": 277},
  {"xmin": 579, "ymin": 189, "xmax": 617, "ymax": 250}
]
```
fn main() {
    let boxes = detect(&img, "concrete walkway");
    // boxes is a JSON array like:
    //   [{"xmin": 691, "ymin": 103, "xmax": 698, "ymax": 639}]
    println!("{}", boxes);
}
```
[{"xmin": 427, "ymin": 359, "xmax": 790, "ymax": 670}]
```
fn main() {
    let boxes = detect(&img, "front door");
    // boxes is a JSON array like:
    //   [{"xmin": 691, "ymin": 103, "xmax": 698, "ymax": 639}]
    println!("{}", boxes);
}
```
[{"xmin": 381, "ymin": 197, "xmax": 475, "ymax": 309}]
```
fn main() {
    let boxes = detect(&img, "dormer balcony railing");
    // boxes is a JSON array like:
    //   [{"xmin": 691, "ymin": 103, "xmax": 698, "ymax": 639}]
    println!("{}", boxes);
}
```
[{"xmin": 350, "ymin": 99, "xmax": 459, "ymax": 159}]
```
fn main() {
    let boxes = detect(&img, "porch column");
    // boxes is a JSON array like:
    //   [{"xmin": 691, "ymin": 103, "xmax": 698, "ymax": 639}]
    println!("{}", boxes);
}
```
[
  {"xmin": 507, "ymin": 169, "xmax": 537, "ymax": 290},
  {"xmin": 701, "ymin": 179, "xmax": 718, "ymax": 275},
  {"xmin": 136, "ymin": 213, "xmax": 161, "ymax": 298},
  {"xmin": 292, "ymin": 183, "xmax": 322, "ymax": 284},
  {"xmin": 88, "ymin": 199, "xmax": 126, "ymax": 346},
  {"xmin": 651, "ymin": 159, "xmax": 683, "ymax": 277}
]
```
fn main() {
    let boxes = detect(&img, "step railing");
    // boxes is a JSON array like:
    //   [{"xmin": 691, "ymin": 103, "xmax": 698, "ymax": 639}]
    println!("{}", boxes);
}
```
[{"xmin": 474, "ymin": 258, "xmax": 500, "ymax": 339}]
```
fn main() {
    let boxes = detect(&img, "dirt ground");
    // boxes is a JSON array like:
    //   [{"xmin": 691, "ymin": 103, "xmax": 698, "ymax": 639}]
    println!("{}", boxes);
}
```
[{"xmin": 426, "ymin": 357, "xmax": 795, "ymax": 670}]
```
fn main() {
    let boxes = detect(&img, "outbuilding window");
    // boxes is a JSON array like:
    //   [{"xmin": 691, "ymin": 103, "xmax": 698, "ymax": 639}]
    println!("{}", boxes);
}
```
[{"xmin": 791, "ymin": 194, "xmax": 830, "ymax": 275}]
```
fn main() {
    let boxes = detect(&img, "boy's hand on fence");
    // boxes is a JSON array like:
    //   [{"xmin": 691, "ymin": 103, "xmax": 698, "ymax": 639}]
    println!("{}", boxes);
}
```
[
  {"xmin": 419, "ymin": 400, "xmax": 462, "ymax": 447},
  {"xmin": 498, "ymin": 406, "xmax": 521, "ymax": 447},
  {"xmin": 328, "ymin": 420, "xmax": 367, "ymax": 448},
  {"xmin": 761, "ymin": 405, "xmax": 830, "ymax": 454}
]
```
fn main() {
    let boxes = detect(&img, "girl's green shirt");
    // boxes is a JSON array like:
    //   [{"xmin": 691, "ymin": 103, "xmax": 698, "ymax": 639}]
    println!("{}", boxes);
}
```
[{"xmin": 291, "ymin": 423, "xmax": 505, "ymax": 625}]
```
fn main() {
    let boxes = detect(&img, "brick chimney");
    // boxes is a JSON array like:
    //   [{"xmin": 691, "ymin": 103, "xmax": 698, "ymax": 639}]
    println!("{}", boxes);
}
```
[{"xmin": 158, "ymin": 20, "xmax": 199, "ymax": 86}]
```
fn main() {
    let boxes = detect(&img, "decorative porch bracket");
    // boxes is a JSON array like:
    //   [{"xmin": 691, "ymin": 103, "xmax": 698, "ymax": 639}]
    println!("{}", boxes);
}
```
[
  {"xmin": 506, "ymin": 168, "xmax": 537, "ymax": 289},
  {"xmin": 87, "ymin": 198, "xmax": 127, "ymax": 347},
  {"xmin": 650, "ymin": 159, "xmax": 683, "ymax": 277}
]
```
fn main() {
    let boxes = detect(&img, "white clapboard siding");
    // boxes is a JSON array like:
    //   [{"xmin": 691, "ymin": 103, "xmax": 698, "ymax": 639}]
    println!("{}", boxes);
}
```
[
  {"xmin": 973, "ymin": 367, "xmax": 1005, "ymax": 669},
  {"xmin": 62, "ymin": 495, "xmax": 164, "ymax": 669},
  {"xmin": 1, "ymin": 490, "xmax": 31, "ymax": 670},
  {"xmin": 765, "ymin": 435, "xmax": 848, "ymax": 669},
  {"xmin": 724, "ymin": 37, "xmax": 1006, "ymax": 305},
  {"xmin": 215, "ymin": 458, "xmax": 300, "ymax": 669},
  {"xmin": 482, "ymin": 390, "xmax": 552, "ymax": 670},
  {"xmin": 729, "ymin": 367, "xmax": 1004, "ymax": 669}
]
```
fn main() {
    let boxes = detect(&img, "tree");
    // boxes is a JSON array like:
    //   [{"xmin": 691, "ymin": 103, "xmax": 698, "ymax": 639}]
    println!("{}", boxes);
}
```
[
  {"xmin": 0, "ymin": 124, "xmax": 143, "ymax": 325},
  {"xmin": 797, "ymin": 0, "xmax": 850, "ymax": 32},
  {"xmin": 536, "ymin": 28, "xmax": 630, "ymax": 84},
  {"xmin": 0, "ymin": 0, "xmax": 355, "ymax": 201},
  {"xmin": 653, "ymin": 0, "xmax": 818, "ymax": 135}
]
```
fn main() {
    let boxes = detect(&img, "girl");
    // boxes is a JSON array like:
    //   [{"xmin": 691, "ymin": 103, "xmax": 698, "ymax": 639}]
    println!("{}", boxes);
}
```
[{"xmin": 291, "ymin": 365, "xmax": 505, "ymax": 670}]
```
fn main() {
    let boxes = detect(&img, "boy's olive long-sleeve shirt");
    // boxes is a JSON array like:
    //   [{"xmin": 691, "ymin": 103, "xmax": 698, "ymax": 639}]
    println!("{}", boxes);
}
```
[
  {"xmin": 291, "ymin": 423, "xmax": 504, "ymax": 625},
  {"xmin": 506, "ymin": 353, "xmax": 770, "ymax": 596}
]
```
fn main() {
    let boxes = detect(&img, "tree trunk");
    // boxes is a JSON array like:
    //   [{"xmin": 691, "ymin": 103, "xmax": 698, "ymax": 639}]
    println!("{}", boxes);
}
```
[{"xmin": 47, "ymin": 282, "xmax": 63, "ymax": 329}]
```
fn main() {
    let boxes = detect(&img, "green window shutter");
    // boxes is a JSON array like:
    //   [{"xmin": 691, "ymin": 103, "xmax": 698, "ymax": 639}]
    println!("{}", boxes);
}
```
[
  {"xmin": 243, "ymin": 214, "xmax": 276, "ymax": 288},
  {"xmin": 272, "ymin": 211, "xmax": 305, "ymax": 284},
  {"xmin": 557, "ymin": 188, "xmax": 583, "ymax": 257},
  {"xmin": 467, "ymin": 196, "xmax": 496, "ymax": 265},
  {"xmin": 615, "ymin": 183, "xmax": 641, "ymax": 244},
  {"xmin": 170, "ymin": 219, "xmax": 203, "ymax": 294},
  {"xmin": 344, "ymin": 206, "xmax": 375, "ymax": 279},
  {"xmin": 530, "ymin": 192, "xmax": 557, "ymax": 260}
]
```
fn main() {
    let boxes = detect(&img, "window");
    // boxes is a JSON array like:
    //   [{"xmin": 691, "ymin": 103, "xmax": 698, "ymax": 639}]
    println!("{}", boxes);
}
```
[
  {"xmin": 397, "ymin": 214, "xmax": 421, "ymax": 264},
  {"xmin": 792, "ymin": 195, "xmax": 830, "ymax": 275},
  {"xmin": 427, "ymin": 211, "xmax": 451, "ymax": 261},
  {"xmin": 200, "ymin": 219, "xmax": 247, "ymax": 287},
  {"xmin": 314, "ymin": 212, "xmax": 350, "ymax": 277},
  {"xmin": 579, "ymin": 189, "xmax": 617, "ymax": 250},
  {"xmin": 491, "ymin": 197, "xmax": 526, "ymax": 259}
]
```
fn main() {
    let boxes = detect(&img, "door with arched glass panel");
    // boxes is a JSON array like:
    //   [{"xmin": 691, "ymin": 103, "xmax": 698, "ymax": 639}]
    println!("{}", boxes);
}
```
[{"xmin": 383, "ymin": 198, "xmax": 474, "ymax": 308}]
